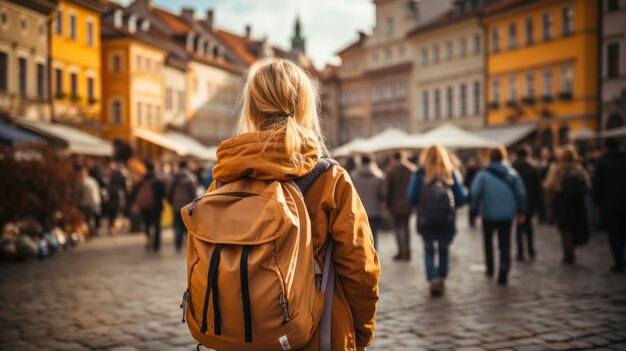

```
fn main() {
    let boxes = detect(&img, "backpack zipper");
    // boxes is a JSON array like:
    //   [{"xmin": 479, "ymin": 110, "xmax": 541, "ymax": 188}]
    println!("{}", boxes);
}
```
[
  {"xmin": 278, "ymin": 293, "xmax": 290, "ymax": 324},
  {"xmin": 188, "ymin": 193, "xmax": 256, "ymax": 216},
  {"xmin": 180, "ymin": 289, "xmax": 189, "ymax": 323}
]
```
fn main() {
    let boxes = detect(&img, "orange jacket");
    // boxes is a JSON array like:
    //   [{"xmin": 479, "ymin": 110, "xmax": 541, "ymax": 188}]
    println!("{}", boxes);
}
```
[{"xmin": 212, "ymin": 131, "xmax": 380, "ymax": 350}]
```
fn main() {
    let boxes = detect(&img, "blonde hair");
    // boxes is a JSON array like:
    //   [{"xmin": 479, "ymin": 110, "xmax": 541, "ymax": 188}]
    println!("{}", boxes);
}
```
[
  {"xmin": 557, "ymin": 144, "xmax": 579, "ymax": 163},
  {"xmin": 420, "ymin": 144, "xmax": 453, "ymax": 185},
  {"xmin": 236, "ymin": 58, "xmax": 329, "ymax": 165}
]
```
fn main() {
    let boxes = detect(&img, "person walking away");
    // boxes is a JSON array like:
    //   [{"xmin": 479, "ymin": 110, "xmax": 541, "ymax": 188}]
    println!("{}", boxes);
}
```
[
  {"xmin": 544, "ymin": 145, "xmax": 590, "ymax": 264},
  {"xmin": 168, "ymin": 160, "xmax": 197, "ymax": 252},
  {"xmin": 512, "ymin": 145, "xmax": 542, "ymax": 260},
  {"xmin": 85, "ymin": 157, "xmax": 107, "ymax": 234},
  {"xmin": 105, "ymin": 160, "xmax": 127, "ymax": 235},
  {"xmin": 351, "ymin": 155, "xmax": 385, "ymax": 250},
  {"xmin": 132, "ymin": 162, "xmax": 166, "ymax": 252},
  {"xmin": 470, "ymin": 146, "xmax": 526, "ymax": 285},
  {"xmin": 407, "ymin": 144, "xmax": 467, "ymax": 296},
  {"xmin": 183, "ymin": 58, "xmax": 379, "ymax": 351},
  {"xmin": 464, "ymin": 158, "xmax": 481, "ymax": 228},
  {"xmin": 75, "ymin": 166, "xmax": 101, "ymax": 236},
  {"xmin": 537, "ymin": 146, "xmax": 554, "ymax": 223},
  {"xmin": 385, "ymin": 151, "xmax": 417, "ymax": 261},
  {"xmin": 593, "ymin": 139, "xmax": 626, "ymax": 272}
]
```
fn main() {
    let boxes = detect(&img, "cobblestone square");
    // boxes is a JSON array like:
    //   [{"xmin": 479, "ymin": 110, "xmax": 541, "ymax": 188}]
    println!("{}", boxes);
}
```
[{"xmin": 1, "ymin": 211, "xmax": 625, "ymax": 351}]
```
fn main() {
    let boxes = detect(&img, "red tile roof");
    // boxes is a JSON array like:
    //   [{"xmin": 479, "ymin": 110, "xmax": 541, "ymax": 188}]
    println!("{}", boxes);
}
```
[
  {"xmin": 213, "ymin": 29, "xmax": 262, "ymax": 66},
  {"xmin": 152, "ymin": 7, "xmax": 193, "ymax": 35}
]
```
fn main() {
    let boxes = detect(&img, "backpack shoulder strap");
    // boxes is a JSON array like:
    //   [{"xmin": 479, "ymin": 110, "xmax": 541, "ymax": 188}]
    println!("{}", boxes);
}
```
[
  {"xmin": 293, "ymin": 158, "xmax": 338, "ymax": 195},
  {"xmin": 486, "ymin": 168, "xmax": 521, "ymax": 211}
]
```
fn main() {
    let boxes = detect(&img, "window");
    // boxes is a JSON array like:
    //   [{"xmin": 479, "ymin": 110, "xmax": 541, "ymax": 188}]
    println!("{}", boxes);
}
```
[
  {"xmin": 508, "ymin": 75, "xmax": 517, "ymax": 103},
  {"xmin": 608, "ymin": 0, "xmax": 620, "ymax": 12},
  {"xmin": 432, "ymin": 45, "xmax": 440, "ymax": 63},
  {"xmin": 508, "ymin": 22, "xmax": 517, "ymax": 49},
  {"xmin": 473, "ymin": 81, "xmax": 481, "ymax": 114},
  {"xmin": 36, "ymin": 63, "xmax": 44, "ymax": 99},
  {"xmin": 137, "ymin": 102, "xmax": 142, "ymax": 126},
  {"xmin": 112, "ymin": 54, "xmax": 121, "ymax": 73},
  {"xmin": 397, "ymin": 81, "xmax": 406, "ymax": 98},
  {"xmin": 560, "ymin": 63, "xmax": 574, "ymax": 94},
  {"xmin": 446, "ymin": 87, "xmax": 453, "ymax": 118},
  {"xmin": 70, "ymin": 72, "xmax": 77, "ymax": 98},
  {"xmin": 492, "ymin": 78, "xmax": 501, "ymax": 105},
  {"xmin": 55, "ymin": 68, "xmax": 62, "ymax": 96},
  {"xmin": 372, "ymin": 85, "xmax": 380, "ymax": 102},
  {"xmin": 111, "ymin": 100, "xmax": 122, "ymax": 124},
  {"xmin": 384, "ymin": 48, "xmax": 392, "ymax": 61},
  {"xmin": 20, "ymin": 18, "xmax": 27, "ymax": 33},
  {"xmin": 385, "ymin": 18, "xmax": 394, "ymax": 34},
  {"xmin": 458, "ymin": 37, "xmax": 467, "ymax": 57},
  {"xmin": 383, "ymin": 83, "xmax": 392, "ymax": 100},
  {"xmin": 398, "ymin": 46, "xmax": 405, "ymax": 58},
  {"xmin": 434, "ymin": 89, "xmax": 441, "ymax": 120},
  {"xmin": 420, "ymin": 49, "xmax": 428, "ymax": 65},
  {"xmin": 0, "ymin": 52, "xmax": 7, "ymax": 91},
  {"xmin": 608, "ymin": 43, "xmax": 619, "ymax": 78},
  {"xmin": 179, "ymin": 91, "xmax": 185, "ymax": 113},
  {"xmin": 136, "ymin": 54, "xmax": 141, "ymax": 71},
  {"xmin": 87, "ymin": 77, "xmax": 94, "ymax": 102},
  {"xmin": 492, "ymin": 27, "xmax": 500, "ymax": 53},
  {"xmin": 562, "ymin": 7, "xmax": 574, "ymax": 36},
  {"xmin": 543, "ymin": 12, "xmax": 553, "ymax": 40},
  {"xmin": 38, "ymin": 23, "xmax": 45, "ymax": 38},
  {"xmin": 146, "ymin": 58, "xmax": 152, "ymax": 72},
  {"xmin": 156, "ymin": 106, "xmax": 161, "ymax": 127},
  {"xmin": 473, "ymin": 34, "xmax": 481, "ymax": 54},
  {"xmin": 55, "ymin": 9, "xmax": 63, "ymax": 34},
  {"xmin": 525, "ymin": 71, "xmax": 535, "ymax": 97},
  {"xmin": 543, "ymin": 67, "xmax": 554, "ymax": 98},
  {"xmin": 444, "ymin": 41, "xmax": 452, "ymax": 60},
  {"xmin": 18, "ymin": 58, "xmax": 27, "ymax": 96},
  {"xmin": 87, "ymin": 20, "xmax": 94, "ymax": 46},
  {"xmin": 422, "ymin": 91, "xmax": 429, "ymax": 121},
  {"xmin": 146, "ymin": 103, "xmax": 152, "ymax": 127},
  {"xmin": 0, "ymin": 10, "xmax": 8, "ymax": 28},
  {"xmin": 460, "ymin": 84, "xmax": 467, "ymax": 117},
  {"xmin": 166, "ymin": 88, "xmax": 172, "ymax": 110},
  {"xmin": 525, "ymin": 17, "xmax": 534, "ymax": 45},
  {"xmin": 69, "ymin": 13, "xmax": 76, "ymax": 40}
]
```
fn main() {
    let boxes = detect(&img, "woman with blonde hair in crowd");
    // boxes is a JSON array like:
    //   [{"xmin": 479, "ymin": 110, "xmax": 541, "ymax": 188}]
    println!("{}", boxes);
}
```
[
  {"xmin": 203, "ymin": 58, "xmax": 379, "ymax": 351},
  {"xmin": 544, "ymin": 144, "xmax": 591, "ymax": 264},
  {"xmin": 408, "ymin": 144, "xmax": 467, "ymax": 296}
]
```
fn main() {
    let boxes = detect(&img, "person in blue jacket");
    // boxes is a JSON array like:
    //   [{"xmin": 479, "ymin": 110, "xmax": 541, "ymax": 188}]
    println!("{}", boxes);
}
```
[
  {"xmin": 408, "ymin": 144, "xmax": 467, "ymax": 296},
  {"xmin": 470, "ymin": 146, "xmax": 526, "ymax": 286}
]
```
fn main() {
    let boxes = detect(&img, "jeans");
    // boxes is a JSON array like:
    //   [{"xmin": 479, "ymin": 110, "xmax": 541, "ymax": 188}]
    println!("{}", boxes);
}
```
[
  {"xmin": 423, "ymin": 239, "xmax": 450, "ymax": 282},
  {"xmin": 173, "ymin": 211, "xmax": 187, "ymax": 252},
  {"xmin": 368, "ymin": 216, "xmax": 382, "ymax": 250},
  {"xmin": 141, "ymin": 209, "xmax": 162, "ymax": 252},
  {"xmin": 516, "ymin": 216, "xmax": 535, "ymax": 258},
  {"xmin": 606, "ymin": 215, "xmax": 626, "ymax": 269},
  {"xmin": 482, "ymin": 220, "xmax": 512, "ymax": 276},
  {"xmin": 393, "ymin": 215, "xmax": 410, "ymax": 258}
]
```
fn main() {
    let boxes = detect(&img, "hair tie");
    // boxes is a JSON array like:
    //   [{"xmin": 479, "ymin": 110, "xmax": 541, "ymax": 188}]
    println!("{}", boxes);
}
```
[{"xmin": 284, "ymin": 112, "xmax": 294, "ymax": 118}]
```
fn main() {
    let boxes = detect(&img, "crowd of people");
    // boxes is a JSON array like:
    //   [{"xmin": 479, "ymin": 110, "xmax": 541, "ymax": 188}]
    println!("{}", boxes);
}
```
[
  {"xmin": 73, "ymin": 157, "xmax": 215, "ymax": 253},
  {"xmin": 347, "ymin": 139, "xmax": 626, "ymax": 296}
]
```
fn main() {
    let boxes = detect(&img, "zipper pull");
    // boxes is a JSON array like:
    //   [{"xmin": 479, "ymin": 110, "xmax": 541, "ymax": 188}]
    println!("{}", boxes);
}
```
[
  {"xmin": 180, "ymin": 289, "xmax": 188, "ymax": 323},
  {"xmin": 188, "ymin": 198, "xmax": 200, "ymax": 216},
  {"xmin": 279, "ymin": 293, "xmax": 290, "ymax": 324}
]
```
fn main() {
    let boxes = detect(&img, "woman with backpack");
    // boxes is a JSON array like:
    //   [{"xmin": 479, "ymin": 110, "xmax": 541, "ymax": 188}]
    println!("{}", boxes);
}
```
[
  {"xmin": 544, "ymin": 144, "xmax": 591, "ymax": 264},
  {"xmin": 407, "ymin": 144, "xmax": 467, "ymax": 296},
  {"xmin": 181, "ymin": 58, "xmax": 380, "ymax": 351}
]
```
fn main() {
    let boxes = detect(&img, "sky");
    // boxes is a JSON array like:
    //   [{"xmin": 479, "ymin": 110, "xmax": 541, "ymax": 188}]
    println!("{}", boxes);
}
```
[{"xmin": 147, "ymin": 0, "xmax": 376, "ymax": 69}]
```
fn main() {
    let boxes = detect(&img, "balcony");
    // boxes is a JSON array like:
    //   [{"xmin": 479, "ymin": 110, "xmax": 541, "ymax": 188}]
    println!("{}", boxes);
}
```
[
  {"xmin": 488, "ymin": 101, "xmax": 500, "ymax": 110},
  {"xmin": 506, "ymin": 100, "xmax": 518, "ymax": 108},
  {"xmin": 558, "ymin": 91, "xmax": 573, "ymax": 101},
  {"xmin": 522, "ymin": 96, "xmax": 535, "ymax": 105},
  {"xmin": 541, "ymin": 95, "xmax": 554, "ymax": 103}
]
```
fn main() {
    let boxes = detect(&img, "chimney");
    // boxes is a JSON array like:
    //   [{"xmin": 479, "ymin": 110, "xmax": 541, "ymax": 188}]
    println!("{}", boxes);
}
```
[
  {"xmin": 181, "ymin": 7, "xmax": 195, "ymax": 22},
  {"xmin": 245, "ymin": 24, "xmax": 251, "ymax": 39},
  {"xmin": 205, "ymin": 9, "xmax": 214, "ymax": 29}
]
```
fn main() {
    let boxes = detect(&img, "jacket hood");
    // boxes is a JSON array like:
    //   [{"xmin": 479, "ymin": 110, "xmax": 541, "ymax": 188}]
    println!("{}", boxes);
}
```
[
  {"xmin": 212, "ymin": 131, "xmax": 319, "ymax": 183},
  {"xmin": 487, "ymin": 161, "xmax": 511, "ymax": 173}
]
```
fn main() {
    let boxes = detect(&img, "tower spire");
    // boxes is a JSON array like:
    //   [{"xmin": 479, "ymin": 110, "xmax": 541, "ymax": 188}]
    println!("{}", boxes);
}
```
[{"xmin": 291, "ymin": 15, "xmax": 305, "ymax": 53}]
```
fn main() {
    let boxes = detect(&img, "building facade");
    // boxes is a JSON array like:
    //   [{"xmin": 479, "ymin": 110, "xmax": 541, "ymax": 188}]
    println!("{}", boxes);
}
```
[
  {"xmin": 601, "ymin": 0, "xmax": 626, "ymax": 130},
  {"xmin": 408, "ymin": 0, "xmax": 491, "ymax": 132},
  {"xmin": 485, "ymin": 0, "xmax": 599, "ymax": 147},
  {"xmin": 0, "ymin": 0, "xmax": 55, "ymax": 121},
  {"xmin": 50, "ymin": 0, "xmax": 106, "ymax": 133}
]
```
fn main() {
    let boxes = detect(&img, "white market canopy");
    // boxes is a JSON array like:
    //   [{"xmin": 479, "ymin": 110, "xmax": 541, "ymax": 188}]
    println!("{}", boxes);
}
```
[
  {"xmin": 409, "ymin": 123, "xmax": 500, "ymax": 149},
  {"xmin": 477, "ymin": 123, "xmax": 538, "ymax": 147},
  {"xmin": 13, "ymin": 117, "xmax": 113, "ymax": 156},
  {"xmin": 134, "ymin": 129, "xmax": 217, "ymax": 161}
]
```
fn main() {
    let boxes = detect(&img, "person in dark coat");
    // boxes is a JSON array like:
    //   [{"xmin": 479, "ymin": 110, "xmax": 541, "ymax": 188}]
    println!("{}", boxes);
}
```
[
  {"xmin": 350, "ymin": 155, "xmax": 385, "ymax": 249},
  {"xmin": 105, "ymin": 160, "xmax": 128, "ymax": 236},
  {"xmin": 593, "ymin": 139, "xmax": 626, "ymax": 272},
  {"xmin": 544, "ymin": 145, "xmax": 591, "ymax": 264},
  {"xmin": 385, "ymin": 151, "xmax": 417, "ymax": 261},
  {"xmin": 512, "ymin": 145, "xmax": 542, "ymax": 260},
  {"xmin": 131, "ymin": 162, "xmax": 166, "ymax": 252},
  {"xmin": 463, "ymin": 157, "xmax": 480, "ymax": 228},
  {"xmin": 168, "ymin": 160, "xmax": 198, "ymax": 252}
]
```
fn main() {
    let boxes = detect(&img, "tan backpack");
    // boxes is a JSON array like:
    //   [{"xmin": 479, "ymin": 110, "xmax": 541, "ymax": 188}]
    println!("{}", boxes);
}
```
[{"xmin": 180, "ymin": 159, "xmax": 337, "ymax": 351}]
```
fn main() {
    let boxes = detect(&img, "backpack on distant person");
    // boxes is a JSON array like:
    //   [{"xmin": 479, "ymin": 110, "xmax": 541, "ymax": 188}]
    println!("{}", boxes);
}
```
[
  {"xmin": 417, "ymin": 177, "xmax": 455, "ymax": 234},
  {"xmin": 560, "ymin": 168, "xmax": 587, "ymax": 198},
  {"xmin": 180, "ymin": 159, "xmax": 337, "ymax": 351},
  {"xmin": 134, "ymin": 179, "xmax": 156, "ymax": 210}
]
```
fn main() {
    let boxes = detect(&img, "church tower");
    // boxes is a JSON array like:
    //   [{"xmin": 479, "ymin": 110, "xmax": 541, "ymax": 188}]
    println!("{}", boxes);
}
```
[{"xmin": 291, "ymin": 16, "xmax": 306, "ymax": 53}]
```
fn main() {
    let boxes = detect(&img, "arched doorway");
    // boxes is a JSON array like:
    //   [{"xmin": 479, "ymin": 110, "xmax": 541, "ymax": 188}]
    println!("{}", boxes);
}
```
[{"xmin": 607, "ymin": 113, "xmax": 624, "ymax": 130}]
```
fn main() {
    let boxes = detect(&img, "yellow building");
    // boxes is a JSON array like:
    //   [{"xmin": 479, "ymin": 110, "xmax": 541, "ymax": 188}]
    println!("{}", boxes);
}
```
[
  {"xmin": 485, "ymin": 0, "xmax": 599, "ymax": 147},
  {"xmin": 51, "ymin": 0, "xmax": 106, "ymax": 133}
]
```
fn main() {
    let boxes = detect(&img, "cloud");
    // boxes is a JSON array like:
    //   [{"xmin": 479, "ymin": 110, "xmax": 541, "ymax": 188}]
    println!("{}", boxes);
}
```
[{"xmin": 151, "ymin": 0, "xmax": 375, "ymax": 68}]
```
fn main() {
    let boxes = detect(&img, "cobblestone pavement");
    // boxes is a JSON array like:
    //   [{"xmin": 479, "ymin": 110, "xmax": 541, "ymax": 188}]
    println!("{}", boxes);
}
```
[{"xmin": 1, "ymin": 210, "xmax": 625, "ymax": 351}]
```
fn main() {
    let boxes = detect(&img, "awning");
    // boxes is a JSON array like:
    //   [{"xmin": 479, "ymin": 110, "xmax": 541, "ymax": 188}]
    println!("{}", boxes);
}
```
[
  {"xmin": 416, "ymin": 123, "xmax": 500, "ymax": 149},
  {"xmin": 133, "ymin": 129, "xmax": 217, "ymax": 160},
  {"xmin": 0, "ymin": 120, "xmax": 46, "ymax": 146},
  {"xmin": 568, "ymin": 127, "xmax": 597, "ymax": 140},
  {"xmin": 478, "ymin": 123, "xmax": 538, "ymax": 147},
  {"xmin": 601, "ymin": 126, "xmax": 626, "ymax": 139},
  {"xmin": 11, "ymin": 117, "xmax": 113, "ymax": 156}
]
